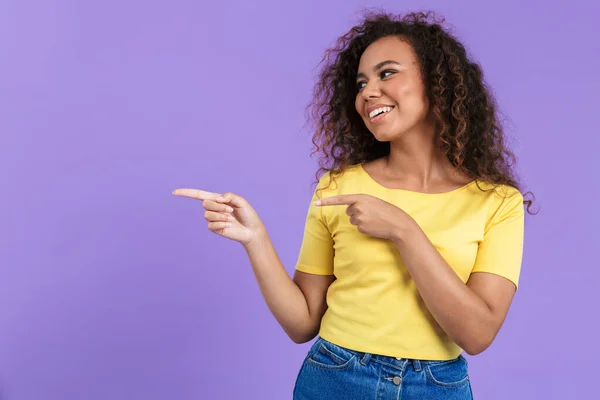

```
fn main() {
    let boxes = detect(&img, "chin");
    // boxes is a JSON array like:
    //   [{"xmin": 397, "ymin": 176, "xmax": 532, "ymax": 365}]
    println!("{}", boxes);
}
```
[{"xmin": 369, "ymin": 128, "xmax": 403, "ymax": 143}]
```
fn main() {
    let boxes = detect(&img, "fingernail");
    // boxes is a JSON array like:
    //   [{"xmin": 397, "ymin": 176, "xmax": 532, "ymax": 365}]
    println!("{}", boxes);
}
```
[
  {"xmin": 314, "ymin": 200, "xmax": 321, "ymax": 206},
  {"xmin": 226, "ymin": 207, "xmax": 234, "ymax": 213},
  {"xmin": 216, "ymin": 196, "xmax": 225, "ymax": 202}
]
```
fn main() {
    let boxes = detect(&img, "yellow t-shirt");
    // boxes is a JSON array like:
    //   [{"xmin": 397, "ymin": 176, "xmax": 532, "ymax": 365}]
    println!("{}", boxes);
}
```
[{"xmin": 295, "ymin": 164, "xmax": 525, "ymax": 360}]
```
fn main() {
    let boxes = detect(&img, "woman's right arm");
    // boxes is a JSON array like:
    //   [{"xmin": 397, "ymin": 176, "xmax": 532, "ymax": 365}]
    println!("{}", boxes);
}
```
[
  {"xmin": 173, "ymin": 188, "xmax": 333, "ymax": 344},
  {"xmin": 244, "ymin": 234, "xmax": 334, "ymax": 343}
]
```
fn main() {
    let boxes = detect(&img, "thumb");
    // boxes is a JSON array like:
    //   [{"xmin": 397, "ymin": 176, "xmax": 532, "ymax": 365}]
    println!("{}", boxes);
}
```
[{"xmin": 216, "ymin": 192, "xmax": 247, "ymax": 208}]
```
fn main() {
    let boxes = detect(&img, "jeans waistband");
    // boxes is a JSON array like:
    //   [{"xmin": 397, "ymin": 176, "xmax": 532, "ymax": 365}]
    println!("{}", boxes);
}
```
[{"xmin": 318, "ymin": 337, "xmax": 460, "ymax": 372}]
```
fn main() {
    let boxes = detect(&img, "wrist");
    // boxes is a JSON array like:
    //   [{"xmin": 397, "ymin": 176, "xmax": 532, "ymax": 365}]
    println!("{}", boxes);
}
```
[
  {"xmin": 391, "ymin": 213, "xmax": 418, "ymax": 244},
  {"xmin": 242, "ymin": 227, "xmax": 269, "ymax": 251}
]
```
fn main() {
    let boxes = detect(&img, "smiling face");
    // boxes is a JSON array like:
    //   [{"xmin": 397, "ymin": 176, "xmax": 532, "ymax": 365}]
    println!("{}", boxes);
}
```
[{"xmin": 354, "ymin": 35, "xmax": 431, "ymax": 143}]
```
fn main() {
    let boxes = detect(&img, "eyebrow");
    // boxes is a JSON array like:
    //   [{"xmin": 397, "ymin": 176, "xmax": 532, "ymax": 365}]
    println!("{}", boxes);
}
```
[{"xmin": 356, "ymin": 60, "xmax": 402, "ymax": 79}]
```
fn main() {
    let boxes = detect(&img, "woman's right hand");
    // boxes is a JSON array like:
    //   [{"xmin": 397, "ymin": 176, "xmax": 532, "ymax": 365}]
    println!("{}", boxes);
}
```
[{"xmin": 173, "ymin": 188, "xmax": 265, "ymax": 246}]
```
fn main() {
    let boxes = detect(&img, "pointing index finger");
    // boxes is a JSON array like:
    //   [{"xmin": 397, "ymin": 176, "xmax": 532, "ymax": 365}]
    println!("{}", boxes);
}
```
[
  {"xmin": 172, "ymin": 188, "xmax": 221, "ymax": 200},
  {"xmin": 314, "ymin": 194, "xmax": 361, "ymax": 207}
]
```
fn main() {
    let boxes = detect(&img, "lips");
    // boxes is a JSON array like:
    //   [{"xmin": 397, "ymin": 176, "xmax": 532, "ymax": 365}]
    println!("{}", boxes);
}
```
[
  {"xmin": 367, "ymin": 104, "xmax": 394, "ymax": 114},
  {"xmin": 366, "ymin": 105, "xmax": 395, "ymax": 122},
  {"xmin": 368, "ymin": 106, "xmax": 393, "ymax": 119}
]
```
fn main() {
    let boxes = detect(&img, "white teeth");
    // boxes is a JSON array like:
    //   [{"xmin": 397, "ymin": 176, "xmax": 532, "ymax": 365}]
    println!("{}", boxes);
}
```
[{"xmin": 369, "ymin": 106, "xmax": 393, "ymax": 118}]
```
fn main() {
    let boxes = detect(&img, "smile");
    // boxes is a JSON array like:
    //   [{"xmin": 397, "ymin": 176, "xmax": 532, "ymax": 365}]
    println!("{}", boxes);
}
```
[{"xmin": 368, "ymin": 106, "xmax": 394, "ymax": 121}]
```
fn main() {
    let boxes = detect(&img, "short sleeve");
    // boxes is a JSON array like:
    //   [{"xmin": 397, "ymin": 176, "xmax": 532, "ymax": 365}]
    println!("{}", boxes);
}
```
[
  {"xmin": 295, "ymin": 182, "xmax": 334, "ymax": 276},
  {"xmin": 471, "ymin": 190, "xmax": 525, "ymax": 289}
]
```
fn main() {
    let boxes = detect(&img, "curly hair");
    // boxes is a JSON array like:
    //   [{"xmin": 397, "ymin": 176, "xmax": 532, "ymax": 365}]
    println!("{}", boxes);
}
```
[{"xmin": 308, "ymin": 10, "xmax": 535, "ymax": 214}]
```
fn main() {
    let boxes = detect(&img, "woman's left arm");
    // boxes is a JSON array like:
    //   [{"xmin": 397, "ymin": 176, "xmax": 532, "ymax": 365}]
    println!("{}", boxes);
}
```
[
  {"xmin": 392, "ymin": 222, "xmax": 517, "ymax": 356},
  {"xmin": 315, "ymin": 192, "xmax": 524, "ymax": 355}
]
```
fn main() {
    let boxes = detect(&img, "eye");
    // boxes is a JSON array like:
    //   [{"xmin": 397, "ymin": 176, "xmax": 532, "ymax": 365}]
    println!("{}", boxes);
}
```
[
  {"xmin": 380, "ymin": 69, "xmax": 396, "ymax": 79},
  {"xmin": 356, "ymin": 70, "xmax": 397, "ymax": 91}
]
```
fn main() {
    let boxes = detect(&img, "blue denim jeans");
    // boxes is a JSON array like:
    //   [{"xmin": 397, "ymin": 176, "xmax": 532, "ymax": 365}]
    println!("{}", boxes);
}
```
[{"xmin": 293, "ymin": 337, "xmax": 473, "ymax": 400}]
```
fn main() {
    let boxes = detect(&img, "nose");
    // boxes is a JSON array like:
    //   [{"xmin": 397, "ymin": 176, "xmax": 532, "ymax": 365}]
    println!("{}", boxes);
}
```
[{"xmin": 360, "ymin": 80, "xmax": 381, "ymax": 100}]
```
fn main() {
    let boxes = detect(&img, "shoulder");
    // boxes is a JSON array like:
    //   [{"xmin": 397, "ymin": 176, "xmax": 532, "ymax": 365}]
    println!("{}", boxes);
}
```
[
  {"xmin": 475, "ymin": 181, "xmax": 523, "ymax": 202},
  {"xmin": 472, "ymin": 181, "xmax": 524, "ymax": 221},
  {"xmin": 315, "ymin": 164, "xmax": 364, "ymax": 193}
]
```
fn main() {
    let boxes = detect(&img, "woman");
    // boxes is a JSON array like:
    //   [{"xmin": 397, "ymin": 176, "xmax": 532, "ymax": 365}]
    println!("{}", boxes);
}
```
[{"xmin": 174, "ymin": 11, "xmax": 533, "ymax": 400}]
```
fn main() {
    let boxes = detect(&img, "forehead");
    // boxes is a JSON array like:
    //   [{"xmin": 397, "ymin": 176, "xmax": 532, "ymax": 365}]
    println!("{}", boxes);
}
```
[{"xmin": 357, "ymin": 36, "xmax": 416, "ymax": 69}]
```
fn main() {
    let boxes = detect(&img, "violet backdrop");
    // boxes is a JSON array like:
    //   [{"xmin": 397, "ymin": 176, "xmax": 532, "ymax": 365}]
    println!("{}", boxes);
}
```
[{"xmin": 1, "ymin": 0, "xmax": 599, "ymax": 399}]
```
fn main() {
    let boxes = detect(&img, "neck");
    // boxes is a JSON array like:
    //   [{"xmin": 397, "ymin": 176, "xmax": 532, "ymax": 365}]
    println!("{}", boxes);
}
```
[{"xmin": 385, "ymin": 121, "xmax": 455, "ymax": 187}]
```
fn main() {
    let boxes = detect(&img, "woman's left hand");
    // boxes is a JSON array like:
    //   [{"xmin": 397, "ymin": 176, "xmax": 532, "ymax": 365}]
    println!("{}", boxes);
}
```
[{"xmin": 315, "ymin": 194, "xmax": 415, "ymax": 241}]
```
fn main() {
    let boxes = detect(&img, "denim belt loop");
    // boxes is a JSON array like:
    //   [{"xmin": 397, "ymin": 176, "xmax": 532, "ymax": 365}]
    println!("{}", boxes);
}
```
[
  {"xmin": 360, "ymin": 352, "xmax": 372, "ymax": 366},
  {"xmin": 412, "ymin": 359, "xmax": 422, "ymax": 372}
]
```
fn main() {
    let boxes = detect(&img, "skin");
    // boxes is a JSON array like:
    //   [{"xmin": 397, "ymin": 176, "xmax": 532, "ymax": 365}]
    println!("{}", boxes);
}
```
[
  {"xmin": 171, "ymin": 189, "xmax": 330, "ymax": 343},
  {"xmin": 173, "ymin": 35, "xmax": 517, "ymax": 354}
]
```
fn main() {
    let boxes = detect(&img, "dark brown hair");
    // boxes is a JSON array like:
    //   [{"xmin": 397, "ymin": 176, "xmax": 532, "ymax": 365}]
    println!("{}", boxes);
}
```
[{"xmin": 308, "ymin": 11, "xmax": 535, "ymax": 214}]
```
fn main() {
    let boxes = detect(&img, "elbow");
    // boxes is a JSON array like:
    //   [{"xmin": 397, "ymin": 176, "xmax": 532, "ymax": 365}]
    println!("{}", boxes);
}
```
[
  {"xmin": 460, "ymin": 332, "xmax": 495, "ymax": 356},
  {"xmin": 463, "ymin": 342, "xmax": 489, "ymax": 356},
  {"xmin": 460, "ymin": 317, "xmax": 503, "ymax": 356},
  {"xmin": 287, "ymin": 329, "xmax": 318, "ymax": 344},
  {"xmin": 289, "ymin": 333, "xmax": 316, "ymax": 344},
  {"xmin": 290, "ymin": 335, "xmax": 312, "ymax": 344}
]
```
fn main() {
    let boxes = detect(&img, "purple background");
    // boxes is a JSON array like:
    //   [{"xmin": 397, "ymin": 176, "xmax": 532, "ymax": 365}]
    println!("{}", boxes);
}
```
[{"xmin": 1, "ymin": 0, "xmax": 598, "ymax": 399}]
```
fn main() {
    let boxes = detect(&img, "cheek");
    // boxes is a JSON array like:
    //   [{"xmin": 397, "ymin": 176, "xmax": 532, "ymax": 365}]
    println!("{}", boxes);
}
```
[
  {"xmin": 355, "ymin": 96, "xmax": 363, "ymax": 116},
  {"xmin": 399, "ymin": 85, "xmax": 429, "ymax": 115},
  {"xmin": 412, "ymin": 88, "xmax": 430, "ymax": 116},
  {"xmin": 410, "ymin": 81, "xmax": 430, "ymax": 112}
]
